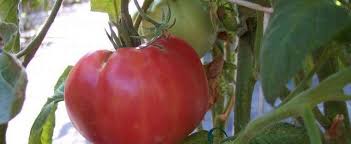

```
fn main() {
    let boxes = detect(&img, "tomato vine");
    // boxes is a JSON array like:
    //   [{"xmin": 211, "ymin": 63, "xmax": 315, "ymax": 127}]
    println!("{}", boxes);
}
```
[{"xmin": 1, "ymin": 0, "xmax": 351, "ymax": 144}]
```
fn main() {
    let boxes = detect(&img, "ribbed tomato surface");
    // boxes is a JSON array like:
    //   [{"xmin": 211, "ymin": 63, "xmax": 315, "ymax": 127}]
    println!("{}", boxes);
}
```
[{"xmin": 64, "ymin": 36, "xmax": 209, "ymax": 144}]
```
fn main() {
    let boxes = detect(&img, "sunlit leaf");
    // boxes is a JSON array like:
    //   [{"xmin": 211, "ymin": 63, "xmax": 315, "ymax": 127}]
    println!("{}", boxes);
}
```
[
  {"xmin": 28, "ymin": 66, "xmax": 72, "ymax": 144},
  {"xmin": 90, "ymin": 0, "xmax": 121, "ymax": 22}
]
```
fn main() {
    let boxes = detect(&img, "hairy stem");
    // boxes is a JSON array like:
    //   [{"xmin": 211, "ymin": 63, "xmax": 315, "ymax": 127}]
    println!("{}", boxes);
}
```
[
  {"xmin": 223, "ymin": 67, "xmax": 351, "ymax": 144},
  {"xmin": 120, "ymin": 0, "xmax": 140, "ymax": 47},
  {"xmin": 133, "ymin": 0, "xmax": 154, "ymax": 31},
  {"xmin": 219, "ymin": 95, "xmax": 235, "ymax": 121},
  {"xmin": 234, "ymin": 34, "xmax": 255, "ymax": 133},
  {"xmin": 226, "ymin": 102, "xmax": 297, "ymax": 144},
  {"xmin": 16, "ymin": 0, "xmax": 63, "ymax": 67}
]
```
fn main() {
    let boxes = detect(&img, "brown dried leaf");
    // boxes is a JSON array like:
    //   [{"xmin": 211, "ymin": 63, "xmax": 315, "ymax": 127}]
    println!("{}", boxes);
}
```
[{"xmin": 205, "ymin": 55, "xmax": 224, "ymax": 108}]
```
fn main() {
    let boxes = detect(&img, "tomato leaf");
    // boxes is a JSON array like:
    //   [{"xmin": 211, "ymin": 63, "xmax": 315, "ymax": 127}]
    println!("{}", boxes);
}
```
[
  {"xmin": 28, "ymin": 66, "xmax": 72, "ymax": 144},
  {"xmin": 0, "ymin": 51, "xmax": 27, "ymax": 124},
  {"xmin": 90, "ymin": 0, "xmax": 121, "ymax": 22},
  {"xmin": 302, "ymin": 109, "xmax": 322, "ymax": 144},
  {"xmin": 0, "ymin": 22, "xmax": 17, "ymax": 50},
  {"xmin": 260, "ymin": 0, "xmax": 351, "ymax": 104},
  {"xmin": 250, "ymin": 123, "xmax": 309, "ymax": 144},
  {"xmin": 0, "ymin": 0, "xmax": 19, "ymax": 23},
  {"xmin": 223, "ymin": 123, "xmax": 309, "ymax": 144},
  {"xmin": 0, "ymin": 0, "xmax": 21, "ymax": 52}
]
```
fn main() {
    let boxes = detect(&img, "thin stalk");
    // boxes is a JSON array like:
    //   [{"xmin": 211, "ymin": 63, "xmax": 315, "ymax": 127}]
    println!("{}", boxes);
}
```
[
  {"xmin": 219, "ymin": 42, "xmax": 236, "ymax": 122},
  {"xmin": 132, "ymin": 0, "xmax": 159, "ymax": 26},
  {"xmin": 120, "ymin": 0, "xmax": 140, "ymax": 47},
  {"xmin": 16, "ymin": 0, "xmax": 63, "ymax": 67},
  {"xmin": 133, "ymin": 0, "xmax": 154, "ymax": 31},
  {"xmin": 212, "ymin": 95, "xmax": 226, "ymax": 143},
  {"xmin": 234, "ymin": 34, "xmax": 255, "ymax": 133},
  {"xmin": 253, "ymin": 11, "xmax": 263, "ymax": 81},
  {"xmin": 223, "ymin": 67, "xmax": 351, "ymax": 144},
  {"xmin": 254, "ymin": 0, "xmax": 268, "ymax": 115},
  {"xmin": 313, "ymin": 107, "xmax": 331, "ymax": 130},
  {"xmin": 219, "ymin": 95, "xmax": 235, "ymax": 121}
]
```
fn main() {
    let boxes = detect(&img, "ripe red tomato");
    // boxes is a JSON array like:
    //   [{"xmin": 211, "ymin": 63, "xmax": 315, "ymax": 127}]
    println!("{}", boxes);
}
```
[{"xmin": 64, "ymin": 36, "xmax": 209, "ymax": 144}]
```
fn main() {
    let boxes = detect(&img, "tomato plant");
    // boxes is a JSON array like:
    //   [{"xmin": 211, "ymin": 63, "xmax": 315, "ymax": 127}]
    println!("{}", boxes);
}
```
[
  {"xmin": 139, "ymin": 0, "xmax": 217, "ymax": 57},
  {"xmin": 1, "ymin": 0, "xmax": 351, "ymax": 144},
  {"xmin": 64, "ymin": 36, "xmax": 210, "ymax": 144}
]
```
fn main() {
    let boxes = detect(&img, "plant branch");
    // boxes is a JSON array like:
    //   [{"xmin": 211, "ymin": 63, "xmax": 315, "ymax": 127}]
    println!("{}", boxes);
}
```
[
  {"xmin": 133, "ymin": 0, "xmax": 154, "ymax": 31},
  {"xmin": 227, "ymin": 0, "xmax": 273, "ymax": 13},
  {"xmin": 225, "ymin": 102, "xmax": 297, "ymax": 144},
  {"xmin": 133, "ymin": 0, "xmax": 159, "ymax": 26},
  {"xmin": 234, "ymin": 16, "xmax": 256, "ymax": 132},
  {"xmin": 313, "ymin": 107, "xmax": 331, "ymax": 130},
  {"xmin": 219, "ymin": 95, "xmax": 235, "ymax": 121},
  {"xmin": 16, "ymin": 0, "xmax": 63, "ymax": 67},
  {"xmin": 119, "ymin": 0, "xmax": 140, "ymax": 47},
  {"xmin": 223, "ymin": 67, "xmax": 351, "ymax": 144}
]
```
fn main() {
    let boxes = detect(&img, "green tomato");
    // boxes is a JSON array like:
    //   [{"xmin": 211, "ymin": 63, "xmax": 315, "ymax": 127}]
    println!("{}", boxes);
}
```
[{"xmin": 140, "ymin": 0, "xmax": 217, "ymax": 57}]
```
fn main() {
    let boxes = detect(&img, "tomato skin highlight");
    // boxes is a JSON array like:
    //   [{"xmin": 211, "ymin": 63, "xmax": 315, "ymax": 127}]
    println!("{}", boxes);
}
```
[{"xmin": 64, "ymin": 36, "xmax": 209, "ymax": 144}]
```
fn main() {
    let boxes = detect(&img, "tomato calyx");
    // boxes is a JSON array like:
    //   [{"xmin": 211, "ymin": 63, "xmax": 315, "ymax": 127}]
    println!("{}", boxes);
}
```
[
  {"xmin": 137, "ymin": 31, "xmax": 172, "ymax": 51},
  {"xmin": 133, "ymin": 0, "xmax": 176, "ymax": 43}
]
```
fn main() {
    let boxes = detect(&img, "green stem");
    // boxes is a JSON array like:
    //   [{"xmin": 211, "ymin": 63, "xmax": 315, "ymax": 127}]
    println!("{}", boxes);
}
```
[
  {"xmin": 212, "ymin": 99, "xmax": 225, "ymax": 143},
  {"xmin": 302, "ymin": 108, "xmax": 322, "ymax": 144},
  {"xmin": 234, "ymin": 34, "xmax": 255, "ymax": 134},
  {"xmin": 211, "ymin": 46, "xmax": 225, "ymax": 143},
  {"xmin": 313, "ymin": 107, "xmax": 331, "ymax": 130},
  {"xmin": 222, "ymin": 67, "xmax": 351, "ymax": 144},
  {"xmin": 133, "ymin": 0, "xmax": 155, "ymax": 30},
  {"xmin": 0, "ymin": 124, "xmax": 7, "ymax": 144},
  {"xmin": 226, "ymin": 102, "xmax": 298, "ymax": 144},
  {"xmin": 253, "ymin": 6, "xmax": 264, "ymax": 79},
  {"xmin": 16, "ymin": 0, "xmax": 63, "ymax": 67},
  {"xmin": 119, "ymin": 0, "xmax": 140, "ymax": 47}
]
